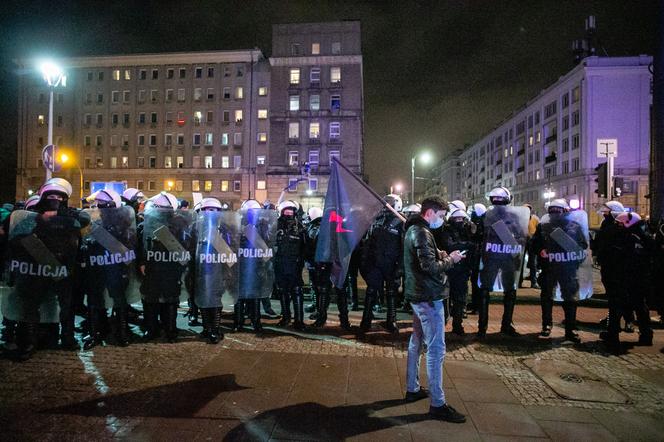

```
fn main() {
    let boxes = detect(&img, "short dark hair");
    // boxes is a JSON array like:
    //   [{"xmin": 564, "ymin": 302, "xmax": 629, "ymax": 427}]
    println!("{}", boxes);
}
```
[{"xmin": 420, "ymin": 195, "xmax": 448, "ymax": 214}]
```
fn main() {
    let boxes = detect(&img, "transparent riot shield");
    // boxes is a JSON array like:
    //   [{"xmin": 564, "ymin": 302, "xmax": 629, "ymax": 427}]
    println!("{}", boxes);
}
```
[
  {"xmin": 235, "ymin": 208, "xmax": 278, "ymax": 301},
  {"xmin": 539, "ymin": 210, "xmax": 592, "ymax": 301},
  {"xmin": 194, "ymin": 211, "xmax": 241, "ymax": 308},
  {"xmin": 478, "ymin": 205, "xmax": 530, "ymax": 292},
  {"xmin": 81, "ymin": 206, "xmax": 139, "ymax": 308},
  {"xmin": 141, "ymin": 208, "xmax": 194, "ymax": 303},
  {"xmin": 2, "ymin": 210, "xmax": 79, "ymax": 323}
]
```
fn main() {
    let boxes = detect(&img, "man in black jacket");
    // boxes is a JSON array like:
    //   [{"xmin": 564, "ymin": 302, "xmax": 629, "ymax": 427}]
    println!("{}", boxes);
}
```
[{"xmin": 403, "ymin": 196, "xmax": 466, "ymax": 423}]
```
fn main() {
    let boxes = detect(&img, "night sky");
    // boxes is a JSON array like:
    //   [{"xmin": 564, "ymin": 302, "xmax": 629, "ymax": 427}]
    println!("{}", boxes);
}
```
[{"xmin": 0, "ymin": 0, "xmax": 657, "ymax": 201}]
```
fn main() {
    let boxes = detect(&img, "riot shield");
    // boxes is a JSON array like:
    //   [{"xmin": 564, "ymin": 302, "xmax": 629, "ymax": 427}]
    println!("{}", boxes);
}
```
[
  {"xmin": 539, "ymin": 210, "xmax": 592, "ymax": 301},
  {"xmin": 81, "ymin": 206, "xmax": 139, "ymax": 308},
  {"xmin": 141, "ymin": 208, "xmax": 194, "ymax": 303},
  {"xmin": 2, "ymin": 210, "xmax": 79, "ymax": 323},
  {"xmin": 478, "ymin": 205, "xmax": 530, "ymax": 292},
  {"xmin": 194, "ymin": 210, "xmax": 241, "ymax": 308},
  {"xmin": 236, "ymin": 208, "xmax": 278, "ymax": 300}
]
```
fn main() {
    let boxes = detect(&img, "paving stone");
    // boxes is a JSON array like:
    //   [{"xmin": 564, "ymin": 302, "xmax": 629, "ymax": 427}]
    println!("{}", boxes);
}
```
[
  {"xmin": 465, "ymin": 402, "xmax": 547, "ymax": 438},
  {"xmin": 524, "ymin": 405, "xmax": 598, "ymax": 423},
  {"xmin": 589, "ymin": 409, "xmax": 664, "ymax": 441},
  {"xmin": 537, "ymin": 420, "xmax": 618, "ymax": 442},
  {"xmin": 454, "ymin": 378, "xmax": 521, "ymax": 404}
]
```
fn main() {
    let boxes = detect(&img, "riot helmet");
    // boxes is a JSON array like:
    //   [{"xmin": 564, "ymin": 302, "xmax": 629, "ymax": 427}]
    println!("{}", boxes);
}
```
[
  {"xmin": 472, "ymin": 203, "xmax": 487, "ymax": 217},
  {"xmin": 277, "ymin": 200, "xmax": 298, "ymax": 218},
  {"xmin": 616, "ymin": 211, "xmax": 641, "ymax": 229},
  {"xmin": 24, "ymin": 195, "xmax": 41, "ymax": 211},
  {"xmin": 199, "ymin": 197, "xmax": 222, "ymax": 212},
  {"xmin": 599, "ymin": 200, "xmax": 624, "ymax": 218},
  {"xmin": 150, "ymin": 191, "xmax": 178, "ymax": 210},
  {"xmin": 308, "ymin": 206, "xmax": 323, "ymax": 221},
  {"xmin": 449, "ymin": 200, "xmax": 467, "ymax": 212},
  {"xmin": 547, "ymin": 198, "xmax": 569, "ymax": 215},
  {"xmin": 384, "ymin": 194, "xmax": 403, "ymax": 212},
  {"xmin": 487, "ymin": 187, "xmax": 512, "ymax": 205},
  {"xmin": 87, "ymin": 189, "xmax": 122, "ymax": 208},
  {"xmin": 241, "ymin": 199, "xmax": 262, "ymax": 210},
  {"xmin": 122, "ymin": 187, "xmax": 145, "ymax": 204},
  {"xmin": 402, "ymin": 204, "xmax": 421, "ymax": 216}
]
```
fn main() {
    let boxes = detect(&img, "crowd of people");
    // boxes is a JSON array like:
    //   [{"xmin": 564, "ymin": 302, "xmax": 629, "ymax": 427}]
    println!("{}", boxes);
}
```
[{"xmin": 0, "ymin": 178, "xmax": 662, "ymax": 367}]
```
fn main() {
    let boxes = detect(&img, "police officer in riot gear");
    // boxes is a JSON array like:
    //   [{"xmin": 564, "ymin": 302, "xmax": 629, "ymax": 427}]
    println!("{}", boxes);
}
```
[
  {"xmin": 532, "ymin": 199, "xmax": 587, "ymax": 343},
  {"xmin": 80, "ymin": 189, "xmax": 137, "ymax": 349},
  {"xmin": 467, "ymin": 203, "xmax": 486, "ymax": 314},
  {"xmin": 440, "ymin": 207, "xmax": 476, "ymax": 335},
  {"xmin": 360, "ymin": 194, "xmax": 404, "ymax": 333},
  {"xmin": 477, "ymin": 187, "xmax": 529, "ymax": 338},
  {"xmin": 275, "ymin": 200, "xmax": 307, "ymax": 330}
]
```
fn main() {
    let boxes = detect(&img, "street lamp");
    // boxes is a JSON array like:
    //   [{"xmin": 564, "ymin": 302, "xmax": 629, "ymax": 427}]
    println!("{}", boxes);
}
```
[
  {"xmin": 59, "ymin": 152, "xmax": 84, "ymax": 207},
  {"xmin": 40, "ymin": 60, "xmax": 66, "ymax": 180},
  {"xmin": 543, "ymin": 188, "xmax": 555, "ymax": 203},
  {"xmin": 411, "ymin": 151, "xmax": 432, "ymax": 204}
]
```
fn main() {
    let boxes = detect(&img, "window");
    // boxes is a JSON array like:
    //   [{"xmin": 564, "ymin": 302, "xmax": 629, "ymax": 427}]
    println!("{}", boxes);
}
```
[
  {"xmin": 188, "ymin": 180, "xmax": 199, "ymax": 192},
  {"xmin": 207, "ymin": 67, "xmax": 214, "ymax": 78},
  {"xmin": 177, "ymin": 89, "xmax": 185, "ymax": 101},
  {"xmin": 200, "ymin": 180, "xmax": 211, "ymax": 192},
  {"xmin": 257, "ymin": 132, "xmax": 267, "ymax": 143},
  {"xmin": 220, "ymin": 180, "xmax": 229, "ymax": 192},
  {"xmin": 165, "ymin": 134, "xmax": 173, "ymax": 146},
  {"xmin": 289, "ymin": 122, "xmax": 299, "ymax": 140},
  {"xmin": 235, "ymin": 87, "xmax": 244, "ymax": 99},
  {"xmin": 233, "ymin": 155, "xmax": 242, "ymax": 169},
  {"xmin": 329, "ymin": 150, "xmax": 340, "ymax": 164},
  {"xmin": 289, "ymin": 151, "xmax": 299, "ymax": 166},
  {"xmin": 174, "ymin": 180, "xmax": 183, "ymax": 192},
  {"xmin": 310, "ymin": 94, "xmax": 320, "ymax": 111},
  {"xmin": 138, "ymin": 90, "xmax": 146, "ymax": 103},
  {"xmin": 138, "ymin": 112, "xmax": 146, "ymax": 124},
  {"xmin": 234, "ymin": 110, "xmax": 243, "ymax": 123},
  {"xmin": 236, "ymin": 66, "xmax": 244, "ymax": 77},
  {"xmin": 152, "ymin": 69, "xmax": 158, "ymax": 80},
  {"xmin": 96, "ymin": 157, "xmax": 103, "ymax": 168},
  {"xmin": 330, "ymin": 95, "xmax": 341, "ymax": 111},
  {"xmin": 257, "ymin": 180, "xmax": 266, "ymax": 190},
  {"xmin": 308, "ymin": 178, "xmax": 318, "ymax": 191},
  {"xmin": 257, "ymin": 155, "xmax": 266, "ymax": 166},
  {"xmin": 562, "ymin": 138, "xmax": 569, "ymax": 152},
  {"xmin": 135, "ymin": 180, "xmax": 144, "ymax": 190},
  {"xmin": 123, "ymin": 90, "xmax": 131, "ymax": 103},
  {"xmin": 167, "ymin": 68, "xmax": 174, "ymax": 79},
  {"xmin": 331, "ymin": 42, "xmax": 341, "ymax": 54},
  {"xmin": 535, "ymin": 169, "xmax": 541, "ymax": 180},
  {"xmin": 179, "ymin": 68, "xmax": 186, "ymax": 79},
  {"xmin": 528, "ymin": 135, "xmax": 533, "ymax": 146},
  {"xmin": 329, "ymin": 122, "xmax": 341, "ymax": 139},
  {"xmin": 192, "ymin": 156, "xmax": 200, "ymax": 168},
  {"xmin": 148, "ymin": 181, "xmax": 156, "ymax": 191},
  {"xmin": 330, "ymin": 67, "xmax": 341, "ymax": 83},
  {"xmin": 124, "ymin": 69, "xmax": 131, "ymax": 80},
  {"xmin": 96, "ymin": 135, "xmax": 103, "ymax": 146},
  {"xmin": 233, "ymin": 133, "xmax": 242, "ymax": 145},
  {"xmin": 177, "ymin": 133, "xmax": 184, "ymax": 145},
  {"xmin": 204, "ymin": 156, "xmax": 213, "ymax": 168},
  {"xmin": 309, "ymin": 150, "xmax": 319, "ymax": 165},
  {"xmin": 95, "ymin": 114, "xmax": 103, "ymax": 126},
  {"xmin": 535, "ymin": 111, "xmax": 540, "ymax": 125},
  {"xmin": 38, "ymin": 115, "xmax": 45, "ymax": 126},
  {"xmin": 223, "ymin": 111, "xmax": 230, "ymax": 123},
  {"xmin": 309, "ymin": 122, "xmax": 320, "ymax": 139},
  {"xmin": 223, "ymin": 66, "xmax": 231, "ymax": 77},
  {"xmin": 258, "ymin": 86, "xmax": 267, "ymax": 96},
  {"xmin": 193, "ymin": 133, "xmax": 201, "ymax": 145},
  {"xmin": 57, "ymin": 93, "xmax": 63, "ymax": 103},
  {"xmin": 110, "ymin": 157, "xmax": 117, "ymax": 168},
  {"xmin": 572, "ymin": 157, "xmax": 580, "ymax": 171},
  {"xmin": 221, "ymin": 133, "xmax": 229, "ymax": 145},
  {"xmin": 139, "ymin": 69, "xmax": 147, "ymax": 80},
  {"xmin": 194, "ymin": 88, "xmax": 202, "ymax": 101},
  {"xmin": 572, "ymin": 111, "xmax": 580, "ymax": 126},
  {"xmin": 310, "ymin": 67, "xmax": 321, "ymax": 83},
  {"xmin": 222, "ymin": 156, "xmax": 229, "ymax": 168},
  {"xmin": 233, "ymin": 180, "xmax": 241, "ymax": 192},
  {"xmin": 149, "ymin": 156, "xmax": 156, "ymax": 168},
  {"xmin": 149, "ymin": 134, "xmax": 157, "ymax": 146},
  {"xmin": 205, "ymin": 132, "xmax": 213, "ymax": 145},
  {"xmin": 562, "ymin": 93, "xmax": 569, "ymax": 108},
  {"xmin": 151, "ymin": 112, "xmax": 158, "ymax": 124},
  {"xmin": 98, "ymin": 71, "xmax": 104, "ymax": 81},
  {"xmin": 112, "ymin": 91, "xmax": 120, "ymax": 103},
  {"xmin": 85, "ymin": 92, "xmax": 92, "ymax": 104},
  {"xmin": 288, "ymin": 178, "xmax": 299, "ymax": 192},
  {"xmin": 97, "ymin": 93, "xmax": 104, "ymax": 104},
  {"xmin": 195, "ymin": 67, "xmax": 202, "ymax": 78},
  {"xmin": 150, "ymin": 90, "xmax": 158, "ymax": 102},
  {"xmin": 164, "ymin": 156, "xmax": 172, "ymax": 168},
  {"xmin": 137, "ymin": 157, "xmax": 145, "ymax": 168},
  {"xmin": 289, "ymin": 95, "xmax": 300, "ymax": 111},
  {"xmin": 122, "ymin": 134, "xmax": 129, "ymax": 146},
  {"xmin": 291, "ymin": 43, "xmax": 302, "ymax": 56},
  {"xmin": 572, "ymin": 134, "xmax": 580, "ymax": 149},
  {"xmin": 290, "ymin": 68, "xmax": 300, "ymax": 84},
  {"xmin": 572, "ymin": 86, "xmax": 580, "ymax": 103},
  {"xmin": 177, "ymin": 111, "xmax": 185, "ymax": 125},
  {"xmin": 206, "ymin": 88, "xmax": 215, "ymax": 100},
  {"xmin": 137, "ymin": 134, "xmax": 145, "ymax": 146},
  {"xmin": 257, "ymin": 109, "xmax": 268, "ymax": 119},
  {"xmin": 563, "ymin": 161, "xmax": 569, "ymax": 174},
  {"xmin": 563, "ymin": 116, "xmax": 569, "ymax": 131},
  {"xmin": 87, "ymin": 72, "xmax": 93, "ymax": 81},
  {"xmin": 536, "ymin": 131, "xmax": 541, "ymax": 143},
  {"xmin": 207, "ymin": 111, "xmax": 214, "ymax": 123},
  {"xmin": 544, "ymin": 100, "xmax": 557, "ymax": 118},
  {"xmin": 110, "ymin": 135, "xmax": 117, "ymax": 146},
  {"xmin": 223, "ymin": 87, "xmax": 231, "ymax": 99},
  {"xmin": 311, "ymin": 43, "xmax": 320, "ymax": 55}
]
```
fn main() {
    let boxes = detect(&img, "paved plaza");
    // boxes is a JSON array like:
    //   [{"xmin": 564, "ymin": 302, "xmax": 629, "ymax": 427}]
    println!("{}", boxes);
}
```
[{"xmin": 1, "ymin": 280, "xmax": 664, "ymax": 441}]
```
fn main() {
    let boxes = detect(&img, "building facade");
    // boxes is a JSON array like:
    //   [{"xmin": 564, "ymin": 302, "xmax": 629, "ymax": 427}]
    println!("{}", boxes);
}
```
[
  {"xmin": 444, "ymin": 56, "xmax": 651, "ymax": 227},
  {"xmin": 15, "ymin": 21, "xmax": 364, "ymax": 211},
  {"xmin": 425, "ymin": 149, "xmax": 463, "ymax": 201}
]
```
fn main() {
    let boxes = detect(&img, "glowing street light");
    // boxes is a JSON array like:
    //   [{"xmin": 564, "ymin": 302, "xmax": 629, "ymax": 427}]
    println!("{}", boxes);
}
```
[
  {"xmin": 39, "ymin": 60, "xmax": 66, "ymax": 180},
  {"xmin": 411, "ymin": 151, "xmax": 432, "ymax": 204},
  {"xmin": 58, "ymin": 150, "xmax": 84, "ymax": 207}
]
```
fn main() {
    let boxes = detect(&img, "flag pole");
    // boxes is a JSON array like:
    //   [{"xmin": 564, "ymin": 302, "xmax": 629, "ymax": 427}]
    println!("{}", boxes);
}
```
[{"xmin": 332, "ymin": 158, "xmax": 407, "ymax": 223}]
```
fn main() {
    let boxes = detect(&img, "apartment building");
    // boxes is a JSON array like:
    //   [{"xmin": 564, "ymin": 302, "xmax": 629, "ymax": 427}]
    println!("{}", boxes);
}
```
[{"xmin": 441, "ymin": 56, "xmax": 651, "ymax": 227}]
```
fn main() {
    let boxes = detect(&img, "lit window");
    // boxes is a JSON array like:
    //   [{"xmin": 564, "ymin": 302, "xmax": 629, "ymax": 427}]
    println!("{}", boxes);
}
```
[
  {"xmin": 205, "ymin": 156, "xmax": 213, "ymax": 168},
  {"xmin": 311, "ymin": 43, "xmax": 320, "ymax": 55},
  {"xmin": 329, "ymin": 122, "xmax": 341, "ymax": 139},
  {"xmin": 124, "ymin": 69, "xmax": 131, "ymax": 80},
  {"xmin": 310, "ymin": 94, "xmax": 321, "ymax": 111},
  {"xmin": 37, "ymin": 115, "xmax": 45, "ymax": 126},
  {"xmin": 330, "ymin": 67, "xmax": 341, "ymax": 83},
  {"xmin": 112, "ymin": 70, "xmax": 120, "ymax": 81},
  {"xmin": 258, "ymin": 109, "xmax": 268, "ymax": 119},
  {"xmin": 177, "ymin": 156, "xmax": 184, "ymax": 168},
  {"xmin": 222, "ymin": 156, "xmax": 229, "ymax": 168},
  {"xmin": 288, "ymin": 151, "xmax": 299, "ymax": 166},
  {"xmin": 257, "ymin": 180, "xmax": 266, "ymax": 190},
  {"xmin": 164, "ymin": 156, "xmax": 172, "ymax": 168},
  {"xmin": 234, "ymin": 155, "xmax": 241, "ymax": 169},
  {"xmin": 289, "ymin": 122, "xmax": 299, "ymax": 139},
  {"xmin": 289, "ymin": 95, "xmax": 300, "ymax": 111},
  {"xmin": 194, "ymin": 88, "xmax": 202, "ymax": 101},
  {"xmin": 110, "ymin": 157, "xmax": 117, "ymax": 168},
  {"xmin": 309, "ymin": 150, "xmax": 319, "ymax": 165},
  {"xmin": 235, "ymin": 87, "xmax": 244, "ymax": 99},
  {"xmin": 309, "ymin": 122, "xmax": 320, "ymax": 139},
  {"xmin": 221, "ymin": 180, "xmax": 229, "ymax": 192},
  {"xmin": 257, "ymin": 132, "xmax": 267, "ymax": 143},
  {"xmin": 221, "ymin": 133, "xmax": 229, "ymax": 145},
  {"xmin": 258, "ymin": 87, "xmax": 268, "ymax": 96},
  {"xmin": 289, "ymin": 68, "xmax": 300, "ymax": 84},
  {"xmin": 194, "ymin": 111, "xmax": 202, "ymax": 124},
  {"xmin": 204, "ymin": 180, "xmax": 212, "ymax": 192},
  {"xmin": 529, "ymin": 135, "xmax": 533, "ymax": 146},
  {"xmin": 257, "ymin": 155, "xmax": 266, "ymax": 166},
  {"xmin": 192, "ymin": 180, "xmax": 200, "ymax": 191},
  {"xmin": 175, "ymin": 180, "xmax": 183, "ymax": 192},
  {"xmin": 205, "ymin": 132, "xmax": 213, "ymax": 145},
  {"xmin": 235, "ymin": 110, "xmax": 243, "ymax": 123}
]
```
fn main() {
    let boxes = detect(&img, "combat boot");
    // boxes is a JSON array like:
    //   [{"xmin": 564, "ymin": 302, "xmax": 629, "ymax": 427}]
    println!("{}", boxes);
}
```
[
  {"xmin": 164, "ymin": 303, "xmax": 179, "ymax": 343},
  {"xmin": 83, "ymin": 309, "xmax": 104, "ymax": 350},
  {"xmin": 500, "ymin": 291, "xmax": 520, "ymax": 337},
  {"xmin": 562, "ymin": 301, "xmax": 580, "ymax": 344},
  {"xmin": 232, "ymin": 301, "xmax": 246, "ymax": 332},
  {"xmin": 385, "ymin": 291, "xmax": 399, "ymax": 333},
  {"xmin": 336, "ymin": 287, "xmax": 352, "ymax": 330},
  {"xmin": 142, "ymin": 302, "xmax": 160, "ymax": 341},
  {"xmin": 209, "ymin": 307, "xmax": 224, "ymax": 343},
  {"xmin": 188, "ymin": 302, "xmax": 200, "ymax": 327},
  {"xmin": 451, "ymin": 300, "xmax": 465, "ymax": 336},
  {"xmin": 360, "ymin": 289, "xmax": 377, "ymax": 332},
  {"xmin": 476, "ymin": 290, "xmax": 490, "ymax": 338},
  {"xmin": 277, "ymin": 289, "xmax": 291, "ymax": 327},
  {"xmin": 15, "ymin": 322, "xmax": 38, "ymax": 362},
  {"xmin": 313, "ymin": 287, "xmax": 329, "ymax": 327},
  {"xmin": 250, "ymin": 300, "xmax": 263, "ymax": 333},
  {"xmin": 114, "ymin": 304, "xmax": 130, "ymax": 347},
  {"xmin": 292, "ymin": 287, "xmax": 306, "ymax": 330}
]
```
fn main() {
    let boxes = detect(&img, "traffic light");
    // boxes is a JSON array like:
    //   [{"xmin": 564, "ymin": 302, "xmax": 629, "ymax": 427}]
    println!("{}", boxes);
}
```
[
  {"xmin": 613, "ymin": 177, "xmax": 624, "ymax": 198},
  {"xmin": 594, "ymin": 162, "xmax": 608, "ymax": 198}
]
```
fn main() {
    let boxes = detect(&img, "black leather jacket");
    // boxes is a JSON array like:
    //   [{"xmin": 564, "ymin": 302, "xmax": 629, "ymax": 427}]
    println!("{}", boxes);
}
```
[{"xmin": 403, "ymin": 215, "xmax": 454, "ymax": 303}]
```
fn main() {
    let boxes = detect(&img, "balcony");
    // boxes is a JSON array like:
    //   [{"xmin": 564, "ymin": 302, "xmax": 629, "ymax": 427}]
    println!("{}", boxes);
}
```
[
  {"xmin": 308, "ymin": 138, "xmax": 321, "ymax": 144},
  {"xmin": 496, "ymin": 174, "xmax": 502, "ymax": 180},
  {"xmin": 517, "ymin": 148, "xmax": 525, "ymax": 156},
  {"xmin": 517, "ymin": 166, "xmax": 525, "ymax": 173},
  {"xmin": 496, "ymin": 159, "xmax": 502, "ymax": 165},
  {"xmin": 287, "ymin": 137, "xmax": 300, "ymax": 145},
  {"xmin": 545, "ymin": 134, "xmax": 557, "ymax": 144},
  {"xmin": 545, "ymin": 153, "xmax": 557, "ymax": 164}
]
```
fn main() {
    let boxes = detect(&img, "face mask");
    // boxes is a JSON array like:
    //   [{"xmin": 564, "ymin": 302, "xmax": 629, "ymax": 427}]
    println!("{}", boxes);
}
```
[
  {"xmin": 41, "ymin": 198, "xmax": 62, "ymax": 211},
  {"xmin": 429, "ymin": 215, "xmax": 444, "ymax": 229}
]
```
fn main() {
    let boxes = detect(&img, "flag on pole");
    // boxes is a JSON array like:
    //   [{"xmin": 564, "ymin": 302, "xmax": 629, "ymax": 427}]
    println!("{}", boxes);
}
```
[{"xmin": 315, "ymin": 159, "xmax": 386, "ymax": 288}]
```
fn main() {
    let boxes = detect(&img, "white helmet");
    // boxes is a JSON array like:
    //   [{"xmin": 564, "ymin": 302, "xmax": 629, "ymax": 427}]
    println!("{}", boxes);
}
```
[
  {"xmin": 549, "ymin": 198, "xmax": 569, "ymax": 210},
  {"xmin": 122, "ymin": 187, "xmax": 144, "ymax": 202},
  {"xmin": 308, "ymin": 206, "xmax": 323, "ymax": 221},
  {"xmin": 150, "ymin": 191, "xmax": 178, "ymax": 210},
  {"xmin": 40, "ymin": 178, "xmax": 72, "ymax": 198},
  {"xmin": 449, "ymin": 208, "xmax": 469, "ymax": 219},
  {"xmin": 402, "ymin": 204, "xmax": 421, "ymax": 215},
  {"xmin": 240, "ymin": 199, "xmax": 262, "ymax": 210},
  {"xmin": 487, "ymin": 187, "xmax": 511, "ymax": 204},
  {"xmin": 87, "ymin": 189, "xmax": 122, "ymax": 208},
  {"xmin": 449, "ymin": 200, "xmax": 467, "ymax": 212},
  {"xmin": 616, "ymin": 211, "xmax": 641, "ymax": 228},
  {"xmin": 384, "ymin": 194, "xmax": 403, "ymax": 212},
  {"xmin": 472, "ymin": 203, "xmax": 487, "ymax": 217},
  {"xmin": 200, "ymin": 197, "xmax": 222, "ymax": 211},
  {"xmin": 24, "ymin": 195, "xmax": 41, "ymax": 210},
  {"xmin": 277, "ymin": 200, "xmax": 298, "ymax": 214},
  {"xmin": 600, "ymin": 200, "xmax": 624, "ymax": 217}
]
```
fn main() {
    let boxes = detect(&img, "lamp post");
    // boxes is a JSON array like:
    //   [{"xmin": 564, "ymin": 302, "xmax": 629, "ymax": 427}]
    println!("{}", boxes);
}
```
[
  {"xmin": 59, "ymin": 153, "xmax": 84, "ymax": 207},
  {"xmin": 40, "ymin": 61, "xmax": 66, "ymax": 180},
  {"xmin": 543, "ymin": 188, "xmax": 555, "ymax": 204},
  {"xmin": 411, "ymin": 151, "xmax": 432, "ymax": 204}
]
